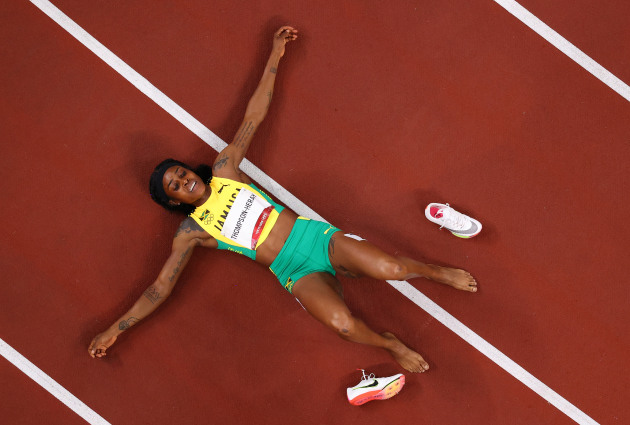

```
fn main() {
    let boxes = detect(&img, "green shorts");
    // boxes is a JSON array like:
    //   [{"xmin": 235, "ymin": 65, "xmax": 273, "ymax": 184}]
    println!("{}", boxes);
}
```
[{"xmin": 269, "ymin": 217, "xmax": 340, "ymax": 293}]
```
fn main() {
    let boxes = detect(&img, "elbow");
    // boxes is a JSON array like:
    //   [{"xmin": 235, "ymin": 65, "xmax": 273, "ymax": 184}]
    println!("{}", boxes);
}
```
[
  {"xmin": 244, "ymin": 110, "xmax": 265, "ymax": 125},
  {"xmin": 152, "ymin": 277, "xmax": 175, "ymax": 300},
  {"xmin": 245, "ymin": 98, "xmax": 268, "ymax": 123}
]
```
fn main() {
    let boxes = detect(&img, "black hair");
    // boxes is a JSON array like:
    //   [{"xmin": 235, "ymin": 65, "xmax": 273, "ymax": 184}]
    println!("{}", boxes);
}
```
[{"xmin": 149, "ymin": 158, "xmax": 213, "ymax": 215}]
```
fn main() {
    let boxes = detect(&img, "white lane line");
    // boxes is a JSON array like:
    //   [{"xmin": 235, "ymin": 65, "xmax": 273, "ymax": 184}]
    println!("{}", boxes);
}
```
[
  {"xmin": 27, "ymin": 1, "xmax": 600, "ymax": 424},
  {"xmin": 494, "ymin": 0, "xmax": 630, "ymax": 102},
  {"xmin": 0, "ymin": 338, "xmax": 111, "ymax": 425},
  {"xmin": 387, "ymin": 281, "xmax": 599, "ymax": 425},
  {"xmin": 29, "ymin": 0, "xmax": 320, "ymax": 221}
]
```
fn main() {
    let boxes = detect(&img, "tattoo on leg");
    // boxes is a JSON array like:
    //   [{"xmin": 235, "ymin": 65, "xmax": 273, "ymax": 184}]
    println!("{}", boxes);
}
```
[
  {"xmin": 339, "ymin": 266, "xmax": 360, "ymax": 279},
  {"xmin": 328, "ymin": 237, "xmax": 335, "ymax": 255},
  {"xmin": 143, "ymin": 286, "xmax": 162, "ymax": 304},
  {"xmin": 119, "ymin": 317, "xmax": 139, "ymax": 331}
]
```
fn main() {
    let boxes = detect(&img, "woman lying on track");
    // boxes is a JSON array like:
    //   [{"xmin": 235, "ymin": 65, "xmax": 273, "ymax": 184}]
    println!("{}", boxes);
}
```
[{"xmin": 88, "ymin": 26, "xmax": 477, "ymax": 373}]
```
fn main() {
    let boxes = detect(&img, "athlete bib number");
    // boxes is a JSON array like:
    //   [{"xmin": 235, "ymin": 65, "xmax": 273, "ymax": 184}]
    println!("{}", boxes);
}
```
[{"xmin": 221, "ymin": 189, "xmax": 274, "ymax": 249}]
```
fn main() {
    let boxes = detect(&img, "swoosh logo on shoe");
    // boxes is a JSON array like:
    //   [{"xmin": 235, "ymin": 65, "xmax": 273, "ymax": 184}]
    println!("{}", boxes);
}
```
[
  {"xmin": 447, "ymin": 221, "xmax": 479, "ymax": 235},
  {"xmin": 357, "ymin": 380, "xmax": 379, "ymax": 389}
]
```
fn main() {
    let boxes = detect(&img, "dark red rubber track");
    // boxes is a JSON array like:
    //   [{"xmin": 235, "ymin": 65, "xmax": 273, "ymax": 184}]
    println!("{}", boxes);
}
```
[{"xmin": 1, "ymin": 1, "xmax": 628, "ymax": 424}]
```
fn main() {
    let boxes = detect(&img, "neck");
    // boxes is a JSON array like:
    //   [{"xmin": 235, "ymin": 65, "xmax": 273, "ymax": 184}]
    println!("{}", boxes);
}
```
[{"xmin": 192, "ymin": 184, "xmax": 211, "ymax": 207}]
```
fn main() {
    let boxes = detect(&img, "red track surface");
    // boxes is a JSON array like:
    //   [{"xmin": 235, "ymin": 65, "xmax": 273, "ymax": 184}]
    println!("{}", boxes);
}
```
[{"xmin": 1, "ymin": 1, "xmax": 628, "ymax": 424}]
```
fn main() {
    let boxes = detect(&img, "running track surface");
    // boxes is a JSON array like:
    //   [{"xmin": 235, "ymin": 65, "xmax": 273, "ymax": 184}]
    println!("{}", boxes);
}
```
[{"xmin": 1, "ymin": 1, "xmax": 629, "ymax": 424}]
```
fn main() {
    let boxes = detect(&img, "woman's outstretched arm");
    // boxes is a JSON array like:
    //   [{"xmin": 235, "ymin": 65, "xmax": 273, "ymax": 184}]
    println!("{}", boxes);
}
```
[
  {"xmin": 213, "ymin": 26, "xmax": 298, "ymax": 176},
  {"xmin": 88, "ymin": 220, "xmax": 204, "ymax": 358}
]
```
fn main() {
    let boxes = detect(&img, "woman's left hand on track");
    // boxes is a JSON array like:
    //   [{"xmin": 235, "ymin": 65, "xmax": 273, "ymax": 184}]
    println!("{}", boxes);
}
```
[{"xmin": 88, "ymin": 331, "xmax": 118, "ymax": 358}]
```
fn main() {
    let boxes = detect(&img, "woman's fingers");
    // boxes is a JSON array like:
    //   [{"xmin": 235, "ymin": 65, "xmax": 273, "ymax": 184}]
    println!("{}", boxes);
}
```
[
  {"xmin": 276, "ymin": 25, "xmax": 294, "ymax": 34},
  {"xmin": 88, "ymin": 340, "xmax": 97, "ymax": 357},
  {"xmin": 276, "ymin": 26, "xmax": 298, "ymax": 40},
  {"xmin": 88, "ymin": 338, "xmax": 109, "ymax": 358}
]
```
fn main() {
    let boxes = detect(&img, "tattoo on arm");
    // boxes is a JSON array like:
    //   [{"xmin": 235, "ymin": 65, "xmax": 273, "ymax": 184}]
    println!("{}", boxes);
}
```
[
  {"xmin": 266, "ymin": 91, "xmax": 273, "ymax": 109},
  {"xmin": 234, "ymin": 121, "xmax": 256, "ymax": 148},
  {"xmin": 174, "ymin": 218, "xmax": 204, "ymax": 238},
  {"xmin": 213, "ymin": 153, "xmax": 229, "ymax": 170},
  {"xmin": 119, "ymin": 317, "xmax": 139, "ymax": 331},
  {"xmin": 143, "ymin": 286, "xmax": 162, "ymax": 304},
  {"xmin": 168, "ymin": 246, "xmax": 192, "ymax": 282},
  {"xmin": 270, "ymin": 67, "xmax": 277, "ymax": 74}
]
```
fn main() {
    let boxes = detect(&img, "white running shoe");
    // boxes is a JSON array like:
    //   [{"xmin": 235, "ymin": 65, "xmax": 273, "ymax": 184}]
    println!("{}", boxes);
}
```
[
  {"xmin": 425, "ymin": 203, "xmax": 482, "ymax": 238},
  {"xmin": 346, "ymin": 370, "xmax": 405, "ymax": 406}
]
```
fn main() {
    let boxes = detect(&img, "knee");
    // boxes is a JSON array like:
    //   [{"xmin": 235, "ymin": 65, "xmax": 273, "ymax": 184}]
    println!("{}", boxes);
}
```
[
  {"xmin": 376, "ymin": 258, "xmax": 408, "ymax": 280},
  {"xmin": 329, "ymin": 310, "xmax": 355, "ymax": 338}
]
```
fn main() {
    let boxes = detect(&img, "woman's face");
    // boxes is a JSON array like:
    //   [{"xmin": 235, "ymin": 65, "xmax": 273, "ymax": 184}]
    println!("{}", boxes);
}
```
[{"xmin": 162, "ymin": 165, "xmax": 205, "ymax": 205}]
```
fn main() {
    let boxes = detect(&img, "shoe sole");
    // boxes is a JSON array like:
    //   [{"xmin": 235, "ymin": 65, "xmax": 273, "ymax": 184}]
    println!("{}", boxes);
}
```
[
  {"xmin": 451, "ymin": 230, "xmax": 481, "ymax": 238},
  {"xmin": 348, "ymin": 375, "xmax": 405, "ymax": 406}
]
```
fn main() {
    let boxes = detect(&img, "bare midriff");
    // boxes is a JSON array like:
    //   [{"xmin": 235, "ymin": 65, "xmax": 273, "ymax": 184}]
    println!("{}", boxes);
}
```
[{"xmin": 254, "ymin": 209, "xmax": 298, "ymax": 267}]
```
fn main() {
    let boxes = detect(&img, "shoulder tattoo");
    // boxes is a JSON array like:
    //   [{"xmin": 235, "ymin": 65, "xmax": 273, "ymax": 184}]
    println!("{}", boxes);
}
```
[{"xmin": 174, "ymin": 218, "xmax": 205, "ymax": 238}]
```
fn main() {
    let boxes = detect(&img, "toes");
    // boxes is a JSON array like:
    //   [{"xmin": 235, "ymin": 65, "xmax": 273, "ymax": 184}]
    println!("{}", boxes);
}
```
[
  {"xmin": 420, "ymin": 362, "xmax": 429, "ymax": 372},
  {"xmin": 415, "ymin": 354, "xmax": 430, "ymax": 373}
]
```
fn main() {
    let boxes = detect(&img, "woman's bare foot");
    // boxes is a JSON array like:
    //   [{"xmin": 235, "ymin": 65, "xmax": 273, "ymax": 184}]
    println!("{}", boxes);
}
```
[
  {"xmin": 382, "ymin": 332, "xmax": 429, "ymax": 373},
  {"xmin": 432, "ymin": 266, "xmax": 478, "ymax": 292}
]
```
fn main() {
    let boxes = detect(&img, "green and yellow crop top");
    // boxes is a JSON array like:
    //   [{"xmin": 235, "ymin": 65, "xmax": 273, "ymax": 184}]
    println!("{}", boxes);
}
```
[{"xmin": 189, "ymin": 177, "xmax": 285, "ymax": 260}]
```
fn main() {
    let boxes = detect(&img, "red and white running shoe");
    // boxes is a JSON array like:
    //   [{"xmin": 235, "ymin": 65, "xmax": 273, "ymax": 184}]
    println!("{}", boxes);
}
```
[
  {"xmin": 346, "ymin": 370, "xmax": 405, "ymax": 406},
  {"xmin": 425, "ymin": 203, "xmax": 482, "ymax": 238}
]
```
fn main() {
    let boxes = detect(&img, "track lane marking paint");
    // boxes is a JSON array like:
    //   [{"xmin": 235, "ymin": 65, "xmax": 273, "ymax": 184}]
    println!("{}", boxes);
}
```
[
  {"xmin": 25, "ymin": 1, "xmax": 603, "ymax": 424},
  {"xmin": 494, "ymin": 0, "xmax": 630, "ymax": 102},
  {"xmin": 387, "ymin": 281, "xmax": 599, "ymax": 425},
  {"xmin": 0, "ymin": 338, "xmax": 111, "ymax": 425}
]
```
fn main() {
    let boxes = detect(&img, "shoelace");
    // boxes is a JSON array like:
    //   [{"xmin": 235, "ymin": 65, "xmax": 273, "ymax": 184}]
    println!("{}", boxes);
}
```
[
  {"xmin": 357, "ymin": 369, "xmax": 375, "ymax": 383},
  {"xmin": 438, "ymin": 204, "xmax": 470, "ymax": 231}
]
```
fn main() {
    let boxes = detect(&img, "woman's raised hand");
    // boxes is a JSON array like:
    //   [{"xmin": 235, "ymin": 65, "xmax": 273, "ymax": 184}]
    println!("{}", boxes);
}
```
[{"xmin": 273, "ymin": 26, "xmax": 298, "ymax": 57}]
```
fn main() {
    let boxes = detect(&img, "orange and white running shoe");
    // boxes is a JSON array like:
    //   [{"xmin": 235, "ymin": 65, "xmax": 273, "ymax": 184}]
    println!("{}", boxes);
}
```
[{"xmin": 346, "ymin": 370, "xmax": 405, "ymax": 406}]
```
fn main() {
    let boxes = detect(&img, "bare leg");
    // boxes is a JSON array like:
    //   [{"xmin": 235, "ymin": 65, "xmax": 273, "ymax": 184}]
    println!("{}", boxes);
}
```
[
  {"xmin": 328, "ymin": 232, "xmax": 478, "ymax": 292},
  {"xmin": 292, "ymin": 272, "xmax": 429, "ymax": 373}
]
